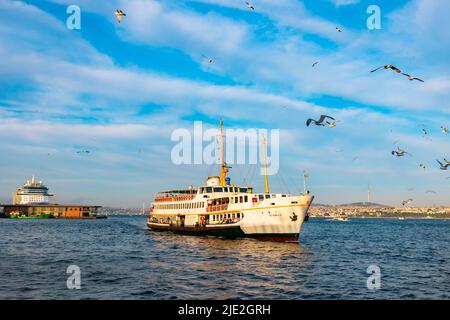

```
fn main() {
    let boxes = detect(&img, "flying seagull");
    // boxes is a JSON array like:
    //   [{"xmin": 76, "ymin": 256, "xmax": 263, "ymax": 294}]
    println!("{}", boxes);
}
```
[
  {"xmin": 392, "ymin": 147, "xmax": 409, "ymax": 157},
  {"xmin": 437, "ymin": 159, "xmax": 450, "ymax": 170},
  {"xmin": 202, "ymin": 55, "xmax": 214, "ymax": 64},
  {"xmin": 402, "ymin": 198, "xmax": 413, "ymax": 206},
  {"xmin": 245, "ymin": 2, "xmax": 255, "ymax": 10},
  {"xmin": 402, "ymin": 73, "xmax": 424, "ymax": 82},
  {"xmin": 115, "ymin": 9, "xmax": 126, "ymax": 24},
  {"xmin": 371, "ymin": 65, "xmax": 402, "ymax": 73},
  {"xmin": 312, "ymin": 62, "xmax": 319, "ymax": 68},
  {"xmin": 306, "ymin": 115, "xmax": 335, "ymax": 127},
  {"xmin": 441, "ymin": 126, "xmax": 449, "ymax": 134},
  {"xmin": 76, "ymin": 150, "xmax": 90, "ymax": 154},
  {"xmin": 419, "ymin": 164, "xmax": 427, "ymax": 170},
  {"xmin": 425, "ymin": 190, "xmax": 437, "ymax": 194},
  {"xmin": 335, "ymin": 26, "xmax": 342, "ymax": 33}
]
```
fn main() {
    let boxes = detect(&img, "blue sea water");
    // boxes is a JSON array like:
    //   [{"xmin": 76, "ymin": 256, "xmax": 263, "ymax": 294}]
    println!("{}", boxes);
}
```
[{"xmin": 0, "ymin": 216, "xmax": 449, "ymax": 299}]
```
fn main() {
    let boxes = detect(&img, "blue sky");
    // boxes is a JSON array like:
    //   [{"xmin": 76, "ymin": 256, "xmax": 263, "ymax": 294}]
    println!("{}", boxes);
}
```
[{"xmin": 0, "ymin": 0, "xmax": 449, "ymax": 207}]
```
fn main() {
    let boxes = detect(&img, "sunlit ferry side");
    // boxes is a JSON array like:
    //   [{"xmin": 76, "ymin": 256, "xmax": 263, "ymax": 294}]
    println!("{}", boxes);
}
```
[{"xmin": 146, "ymin": 121, "xmax": 314, "ymax": 242}]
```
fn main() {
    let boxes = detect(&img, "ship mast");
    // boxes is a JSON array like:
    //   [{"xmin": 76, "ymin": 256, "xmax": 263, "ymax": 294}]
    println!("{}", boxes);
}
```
[
  {"xmin": 219, "ymin": 119, "xmax": 228, "ymax": 186},
  {"xmin": 262, "ymin": 133, "xmax": 270, "ymax": 193}
]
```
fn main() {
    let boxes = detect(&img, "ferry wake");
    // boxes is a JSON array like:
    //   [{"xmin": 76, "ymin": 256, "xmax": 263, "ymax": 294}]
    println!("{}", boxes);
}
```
[{"xmin": 147, "ymin": 121, "xmax": 314, "ymax": 242}]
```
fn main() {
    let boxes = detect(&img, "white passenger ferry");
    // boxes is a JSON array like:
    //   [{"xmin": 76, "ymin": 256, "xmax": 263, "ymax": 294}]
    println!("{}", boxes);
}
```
[{"xmin": 147, "ymin": 121, "xmax": 314, "ymax": 242}]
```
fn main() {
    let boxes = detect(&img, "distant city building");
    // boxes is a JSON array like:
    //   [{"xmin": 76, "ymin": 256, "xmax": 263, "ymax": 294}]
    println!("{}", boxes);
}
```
[{"xmin": 13, "ymin": 175, "xmax": 54, "ymax": 205}]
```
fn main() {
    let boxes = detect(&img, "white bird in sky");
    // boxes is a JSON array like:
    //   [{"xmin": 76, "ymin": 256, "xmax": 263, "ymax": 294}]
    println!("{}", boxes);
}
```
[
  {"xmin": 402, "ymin": 73, "xmax": 424, "ymax": 82},
  {"xmin": 392, "ymin": 147, "xmax": 409, "ymax": 157},
  {"xmin": 202, "ymin": 55, "xmax": 214, "ymax": 64},
  {"xmin": 245, "ymin": 2, "xmax": 255, "ymax": 10},
  {"xmin": 306, "ymin": 115, "xmax": 335, "ymax": 127},
  {"xmin": 115, "ymin": 9, "xmax": 126, "ymax": 24},
  {"xmin": 402, "ymin": 198, "xmax": 413, "ymax": 206},
  {"xmin": 437, "ymin": 159, "xmax": 450, "ymax": 170},
  {"xmin": 441, "ymin": 126, "xmax": 449, "ymax": 134},
  {"xmin": 371, "ymin": 65, "xmax": 402, "ymax": 74}
]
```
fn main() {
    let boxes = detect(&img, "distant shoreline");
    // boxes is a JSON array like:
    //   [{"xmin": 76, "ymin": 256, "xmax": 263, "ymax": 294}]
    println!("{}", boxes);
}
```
[{"xmin": 311, "ymin": 216, "xmax": 450, "ymax": 220}]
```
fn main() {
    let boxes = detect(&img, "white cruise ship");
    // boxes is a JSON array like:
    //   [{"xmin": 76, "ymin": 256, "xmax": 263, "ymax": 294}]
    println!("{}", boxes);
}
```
[
  {"xmin": 147, "ymin": 121, "xmax": 314, "ymax": 242},
  {"xmin": 13, "ymin": 176, "xmax": 54, "ymax": 205}
]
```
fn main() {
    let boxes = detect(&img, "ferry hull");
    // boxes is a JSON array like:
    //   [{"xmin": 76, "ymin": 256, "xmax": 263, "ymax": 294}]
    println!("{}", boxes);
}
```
[
  {"xmin": 147, "ymin": 222, "xmax": 300, "ymax": 242},
  {"xmin": 147, "ymin": 223, "xmax": 245, "ymax": 238}
]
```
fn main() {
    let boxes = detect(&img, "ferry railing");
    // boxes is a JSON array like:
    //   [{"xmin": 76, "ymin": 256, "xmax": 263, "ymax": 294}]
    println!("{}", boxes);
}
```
[{"xmin": 154, "ymin": 195, "xmax": 195, "ymax": 202}]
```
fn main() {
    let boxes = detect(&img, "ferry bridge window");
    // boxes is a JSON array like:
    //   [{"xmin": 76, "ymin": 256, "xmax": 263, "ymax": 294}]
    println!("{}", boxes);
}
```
[
  {"xmin": 213, "ymin": 187, "xmax": 222, "ymax": 193},
  {"xmin": 259, "ymin": 195, "xmax": 264, "ymax": 201},
  {"xmin": 239, "ymin": 188, "xmax": 247, "ymax": 193},
  {"xmin": 206, "ymin": 187, "xmax": 212, "ymax": 193},
  {"xmin": 265, "ymin": 194, "xmax": 270, "ymax": 199}
]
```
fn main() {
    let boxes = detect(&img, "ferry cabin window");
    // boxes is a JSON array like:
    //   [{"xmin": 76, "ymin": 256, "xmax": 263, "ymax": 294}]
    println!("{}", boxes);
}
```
[
  {"xmin": 258, "ymin": 194, "xmax": 264, "ymax": 201},
  {"xmin": 265, "ymin": 194, "xmax": 270, "ymax": 199},
  {"xmin": 239, "ymin": 196, "xmax": 243, "ymax": 203},
  {"xmin": 244, "ymin": 196, "xmax": 248, "ymax": 202}
]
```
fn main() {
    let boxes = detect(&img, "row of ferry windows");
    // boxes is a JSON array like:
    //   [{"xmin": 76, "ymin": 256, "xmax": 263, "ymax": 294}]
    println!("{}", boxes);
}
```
[
  {"xmin": 156, "ymin": 202, "xmax": 205, "ymax": 210},
  {"xmin": 212, "ymin": 213, "xmax": 242, "ymax": 221},
  {"xmin": 199, "ymin": 187, "xmax": 253, "ymax": 194}
]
